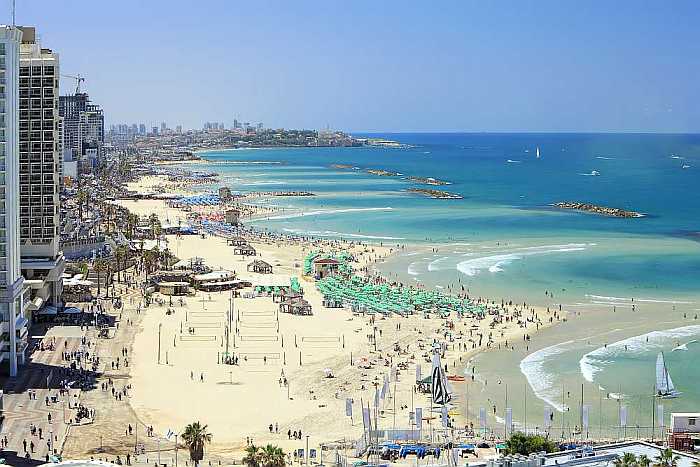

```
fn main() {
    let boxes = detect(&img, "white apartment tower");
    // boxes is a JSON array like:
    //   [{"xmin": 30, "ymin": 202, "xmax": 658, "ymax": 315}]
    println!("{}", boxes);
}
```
[
  {"xmin": 17, "ymin": 27, "xmax": 64, "ymax": 327},
  {"xmin": 0, "ymin": 26, "xmax": 29, "ymax": 377}
]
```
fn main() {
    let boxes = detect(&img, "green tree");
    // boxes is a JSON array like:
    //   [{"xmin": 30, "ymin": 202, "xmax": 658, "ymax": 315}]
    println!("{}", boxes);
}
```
[
  {"xmin": 181, "ymin": 422, "xmax": 212, "ymax": 467},
  {"xmin": 638, "ymin": 454, "xmax": 651, "ymax": 467},
  {"xmin": 259, "ymin": 445, "xmax": 286, "ymax": 467},
  {"xmin": 93, "ymin": 259, "xmax": 108, "ymax": 297},
  {"xmin": 654, "ymin": 448, "xmax": 680, "ymax": 467},
  {"xmin": 614, "ymin": 452, "xmax": 638, "ymax": 467},
  {"xmin": 504, "ymin": 432, "xmax": 557, "ymax": 456},
  {"xmin": 243, "ymin": 445, "xmax": 261, "ymax": 467}
]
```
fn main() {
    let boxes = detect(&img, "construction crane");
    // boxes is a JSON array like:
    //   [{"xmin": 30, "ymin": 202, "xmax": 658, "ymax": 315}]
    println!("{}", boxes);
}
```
[{"xmin": 61, "ymin": 74, "xmax": 85, "ymax": 94}]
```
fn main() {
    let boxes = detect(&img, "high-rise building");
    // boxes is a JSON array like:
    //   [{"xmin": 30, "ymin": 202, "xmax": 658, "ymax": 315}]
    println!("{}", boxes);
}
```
[
  {"xmin": 0, "ymin": 26, "xmax": 29, "ymax": 376},
  {"xmin": 139, "ymin": 123, "xmax": 146, "ymax": 135},
  {"xmin": 176, "ymin": 125, "xmax": 182, "ymax": 134},
  {"xmin": 160, "ymin": 121, "xmax": 167, "ymax": 133},
  {"xmin": 18, "ymin": 26, "xmax": 65, "ymax": 340},
  {"xmin": 58, "ymin": 91, "xmax": 104, "ymax": 171}
]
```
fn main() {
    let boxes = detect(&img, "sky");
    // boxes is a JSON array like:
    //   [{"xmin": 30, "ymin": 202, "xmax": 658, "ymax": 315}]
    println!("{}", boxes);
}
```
[{"xmin": 10, "ymin": 1, "xmax": 700, "ymax": 132}]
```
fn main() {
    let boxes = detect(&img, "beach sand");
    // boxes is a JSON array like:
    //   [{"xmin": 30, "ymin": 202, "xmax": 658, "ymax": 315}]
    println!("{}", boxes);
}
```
[{"xmin": 107, "ymin": 187, "xmax": 560, "ymax": 460}]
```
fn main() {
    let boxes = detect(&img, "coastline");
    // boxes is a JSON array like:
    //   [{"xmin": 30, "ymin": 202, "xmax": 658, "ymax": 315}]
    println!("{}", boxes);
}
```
[{"xmin": 67, "ymin": 171, "xmax": 565, "ymax": 459}]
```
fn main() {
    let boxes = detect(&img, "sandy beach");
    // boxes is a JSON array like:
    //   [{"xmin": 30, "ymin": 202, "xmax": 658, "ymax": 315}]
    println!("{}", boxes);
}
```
[{"xmin": 89, "ymin": 174, "xmax": 564, "ymax": 459}]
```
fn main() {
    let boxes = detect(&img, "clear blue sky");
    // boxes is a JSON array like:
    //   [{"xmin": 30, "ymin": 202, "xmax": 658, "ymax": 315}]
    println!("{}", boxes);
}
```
[{"xmin": 12, "ymin": 1, "xmax": 700, "ymax": 132}]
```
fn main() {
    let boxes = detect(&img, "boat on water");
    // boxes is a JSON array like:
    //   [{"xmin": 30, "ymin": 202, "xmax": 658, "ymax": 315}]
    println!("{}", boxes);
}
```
[
  {"xmin": 536, "ymin": 147, "xmax": 541, "ymax": 159},
  {"xmin": 656, "ymin": 352, "xmax": 681, "ymax": 399}
]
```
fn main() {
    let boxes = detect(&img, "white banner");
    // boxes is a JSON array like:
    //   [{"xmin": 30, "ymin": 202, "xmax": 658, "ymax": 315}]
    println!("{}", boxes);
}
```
[
  {"xmin": 390, "ymin": 365, "xmax": 397, "ymax": 382},
  {"xmin": 582, "ymin": 405, "xmax": 590, "ymax": 431},
  {"xmin": 346, "ymin": 398, "xmax": 352, "ymax": 417},
  {"xmin": 620, "ymin": 405, "xmax": 627, "ymax": 427},
  {"xmin": 380, "ymin": 378, "xmax": 388, "ymax": 400},
  {"xmin": 479, "ymin": 407, "xmax": 486, "ymax": 428},
  {"xmin": 374, "ymin": 388, "xmax": 380, "ymax": 407},
  {"xmin": 416, "ymin": 364, "xmax": 422, "ymax": 382},
  {"xmin": 505, "ymin": 407, "xmax": 513, "ymax": 431},
  {"xmin": 442, "ymin": 405, "xmax": 449, "ymax": 428},
  {"xmin": 415, "ymin": 407, "xmax": 423, "ymax": 430},
  {"xmin": 657, "ymin": 404, "xmax": 664, "ymax": 427},
  {"xmin": 544, "ymin": 406, "xmax": 552, "ymax": 428}
]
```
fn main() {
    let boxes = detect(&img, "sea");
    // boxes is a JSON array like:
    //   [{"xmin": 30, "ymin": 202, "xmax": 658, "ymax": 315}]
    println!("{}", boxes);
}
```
[{"xmin": 187, "ymin": 133, "xmax": 700, "ymax": 438}]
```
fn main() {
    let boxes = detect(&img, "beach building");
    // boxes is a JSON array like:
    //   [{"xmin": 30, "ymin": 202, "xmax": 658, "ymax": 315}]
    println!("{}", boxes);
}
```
[
  {"xmin": 192, "ymin": 270, "xmax": 238, "ymax": 291},
  {"xmin": 482, "ymin": 441, "xmax": 700, "ymax": 467},
  {"xmin": 669, "ymin": 413, "xmax": 700, "ymax": 451},
  {"xmin": 218, "ymin": 186, "xmax": 232, "ymax": 202},
  {"xmin": 18, "ymin": 26, "xmax": 65, "ymax": 321},
  {"xmin": 313, "ymin": 257, "xmax": 340, "ymax": 278},
  {"xmin": 247, "ymin": 259, "xmax": 272, "ymax": 274},
  {"xmin": 279, "ymin": 297, "xmax": 312, "ymax": 315},
  {"xmin": 233, "ymin": 243, "xmax": 256, "ymax": 256},
  {"xmin": 0, "ymin": 25, "xmax": 29, "ymax": 376},
  {"xmin": 226, "ymin": 236, "xmax": 246, "ymax": 247},
  {"xmin": 157, "ymin": 281, "xmax": 189, "ymax": 296},
  {"xmin": 225, "ymin": 208, "xmax": 240, "ymax": 225}
]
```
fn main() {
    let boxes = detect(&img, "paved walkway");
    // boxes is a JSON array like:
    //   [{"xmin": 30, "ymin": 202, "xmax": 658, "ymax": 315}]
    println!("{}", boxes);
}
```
[{"xmin": 0, "ymin": 325, "xmax": 92, "ymax": 466}]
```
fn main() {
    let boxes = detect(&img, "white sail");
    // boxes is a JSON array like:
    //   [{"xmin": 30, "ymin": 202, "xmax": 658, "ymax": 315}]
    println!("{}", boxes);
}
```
[
  {"xmin": 536, "ymin": 147, "xmax": 541, "ymax": 159},
  {"xmin": 656, "ymin": 352, "xmax": 677, "ymax": 395},
  {"xmin": 431, "ymin": 351, "xmax": 452, "ymax": 405}
]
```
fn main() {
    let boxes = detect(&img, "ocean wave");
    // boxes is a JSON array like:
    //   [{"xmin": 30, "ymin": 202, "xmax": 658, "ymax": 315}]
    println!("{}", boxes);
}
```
[
  {"xmin": 507, "ymin": 159, "xmax": 521, "ymax": 164},
  {"xmin": 255, "ymin": 206, "xmax": 394, "ymax": 221},
  {"xmin": 596, "ymin": 156, "xmax": 615, "ymax": 160},
  {"xmin": 578, "ymin": 325, "xmax": 700, "ymax": 383},
  {"xmin": 281, "ymin": 227, "xmax": 404, "ymax": 241},
  {"xmin": 585, "ymin": 294, "xmax": 694, "ymax": 305},
  {"xmin": 456, "ymin": 243, "xmax": 589, "ymax": 277},
  {"xmin": 239, "ymin": 180, "xmax": 286, "ymax": 186},
  {"xmin": 520, "ymin": 341, "xmax": 576, "ymax": 412},
  {"xmin": 427, "ymin": 256, "xmax": 451, "ymax": 272},
  {"xmin": 407, "ymin": 262, "xmax": 422, "ymax": 276}
]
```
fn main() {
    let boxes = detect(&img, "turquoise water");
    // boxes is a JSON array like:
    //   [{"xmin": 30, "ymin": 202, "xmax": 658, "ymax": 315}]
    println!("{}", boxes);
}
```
[{"xmin": 191, "ymin": 133, "xmax": 700, "ymax": 432}]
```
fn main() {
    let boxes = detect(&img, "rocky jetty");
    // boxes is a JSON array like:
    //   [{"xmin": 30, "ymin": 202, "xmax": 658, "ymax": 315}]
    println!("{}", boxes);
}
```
[
  {"xmin": 406, "ymin": 176, "xmax": 451, "ymax": 186},
  {"xmin": 553, "ymin": 202, "xmax": 644, "ymax": 218},
  {"xmin": 408, "ymin": 188, "xmax": 463, "ymax": 199},
  {"xmin": 366, "ymin": 169, "xmax": 400, "ymax": 177}
]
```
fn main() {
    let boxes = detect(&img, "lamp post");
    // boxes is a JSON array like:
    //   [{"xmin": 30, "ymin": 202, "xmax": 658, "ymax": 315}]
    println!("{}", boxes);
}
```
[{"xmin": 158, "ymin": 323, "xmax": 162, "ymax": 364}]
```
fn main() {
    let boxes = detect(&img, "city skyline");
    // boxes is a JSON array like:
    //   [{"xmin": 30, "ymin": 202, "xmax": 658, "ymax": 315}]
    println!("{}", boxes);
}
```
[{"xmin": 10, "ymin": 0, "xmax": 700, "ymax": 133}]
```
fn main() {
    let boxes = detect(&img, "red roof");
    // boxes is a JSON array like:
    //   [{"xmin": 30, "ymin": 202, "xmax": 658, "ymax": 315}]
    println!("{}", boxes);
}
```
[{"xmin": 313, "ymin": 258, "xmax": 340, "ymax": 265}]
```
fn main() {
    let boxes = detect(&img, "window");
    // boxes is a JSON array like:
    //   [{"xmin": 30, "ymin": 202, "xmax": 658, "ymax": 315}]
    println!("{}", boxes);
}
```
[{"xmin": 690, "ymin": 418, "xmax": 696, "ymax": 426}]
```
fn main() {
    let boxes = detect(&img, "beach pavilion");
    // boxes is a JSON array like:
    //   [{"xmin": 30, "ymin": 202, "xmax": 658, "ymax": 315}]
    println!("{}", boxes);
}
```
[
  {"xmin": 226, "ymin": 236, "xmax": 247, "ymax": 247},
  {"xmin": 312, "ymin": 258, "xmax": 340, "ymax": 278},
  {"xmin": 247, "ymin": 259, "xmax": 273, "ymax": 274},
  {"xmin": 233, "ymin": 243, "xmax": 256, "ymax": 256},
  {"xmin": 157, "ymin": 281, "xmax": 190, "ymax": 296},
  {"xmin": 279, "ymin": 297, "xmax": 313, "ymax": 316}
]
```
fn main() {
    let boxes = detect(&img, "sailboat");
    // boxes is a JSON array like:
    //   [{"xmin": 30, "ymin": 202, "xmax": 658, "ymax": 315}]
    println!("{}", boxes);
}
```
[
  {"xmin": 536, "ymin": 147, "xmax": 541, "ymax": 159},
  {"xmin": 655, "ymin": 352, "xmax": 681, "ymax": 399}
]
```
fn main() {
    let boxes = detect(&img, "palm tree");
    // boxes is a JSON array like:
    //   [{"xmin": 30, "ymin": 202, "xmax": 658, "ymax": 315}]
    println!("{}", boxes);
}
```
[
  {"xmin": 181, "ymin": 422, "xmax": 212, "ymax": 467},
  {"xmin": 614, "ymin": 452, "xmax": 638, "ymax": 467},
  {"xmin": 93, "ymin": 259, "xmax": 108, "ymax": 297},
  {"xmin": 115, "ymin": 245, "xmax": 129, "ymax": 283},
  {"xmin": 243, "ymin": 445, "xmax": 261, "ymax": 467},
  {"xmin": 259, "ymin": 445, "xmax": 286, "ymax": 467},
  {"xmin": 654, "ymin": 448, "xmax": 680, "ymax": 467},
  {"xmin": 639, "ymin": 455, "xmax": 651, "ymax": 467}
]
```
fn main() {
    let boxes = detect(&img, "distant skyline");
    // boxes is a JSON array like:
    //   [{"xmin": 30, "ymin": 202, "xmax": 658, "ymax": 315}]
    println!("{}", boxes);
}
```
[{"xmin": 12, "ymin": 1, "xmax": 700, "ymax": 133}]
